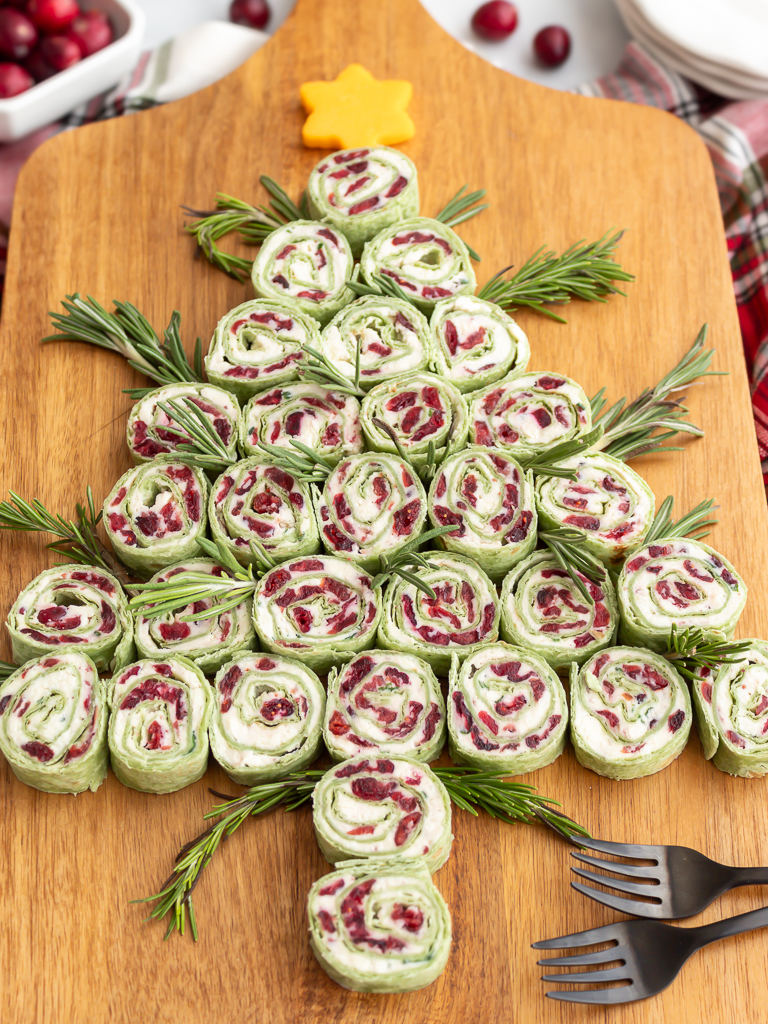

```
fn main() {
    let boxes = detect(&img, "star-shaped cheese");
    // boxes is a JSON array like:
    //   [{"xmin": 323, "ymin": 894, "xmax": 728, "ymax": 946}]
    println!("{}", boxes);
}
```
[{"xmin": 300, "ymin": 64, "xmax": 415, "ymax": 149}]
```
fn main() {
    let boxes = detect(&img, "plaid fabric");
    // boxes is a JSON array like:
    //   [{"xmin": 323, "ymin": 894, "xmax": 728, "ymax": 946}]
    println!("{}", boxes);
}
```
[{"xmin": 575, "ymin": 41, "xmax": 768, "ymax": 496}]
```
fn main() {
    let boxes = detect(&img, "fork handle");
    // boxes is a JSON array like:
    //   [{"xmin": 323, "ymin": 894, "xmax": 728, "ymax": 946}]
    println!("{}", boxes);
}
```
[
  {"xmin": 694, "ymin": 905, "xmax": 768, "ymax": 948},
  {"xmin": 727, "ymin": 866, "xmax": 768, "ymax": 889}
]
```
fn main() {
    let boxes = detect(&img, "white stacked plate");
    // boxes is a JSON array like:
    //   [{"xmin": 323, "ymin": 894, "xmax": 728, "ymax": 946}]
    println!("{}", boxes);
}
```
[{"xmin": 614, "ymin": 0, "xmax": 768, "ymax": 98}]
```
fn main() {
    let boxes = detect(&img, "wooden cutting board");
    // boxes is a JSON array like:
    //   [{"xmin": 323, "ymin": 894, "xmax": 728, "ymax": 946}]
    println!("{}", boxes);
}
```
[{"xmin": 2, "ymin": 1, "xmax": 767, "ymax": 1021}]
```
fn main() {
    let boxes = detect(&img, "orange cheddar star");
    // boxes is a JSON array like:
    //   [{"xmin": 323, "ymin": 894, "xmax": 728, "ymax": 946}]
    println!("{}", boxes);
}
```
[{"xmin": 300, "ymin": 64, "xmax": 415, "ymax": 149}]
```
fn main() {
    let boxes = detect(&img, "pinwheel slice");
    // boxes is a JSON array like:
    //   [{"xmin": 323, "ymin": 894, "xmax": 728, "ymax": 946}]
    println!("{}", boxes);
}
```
[
  {"xmin": 307, "ymin": 858, "xmax": 452, "ymax": 993},
  {"xmin": 316, "ymin": 453, "xmax": 427, "ymax": 572},
  {"xmin": 107, "ymin": 656, "xmax": 212, "ymax": 794},
  {"xmin": 0, "ymin": 653, "xmax": 107, "ymax": 794},
  {"xmin": 252, "ymin": 556, "xmax": 380, "ymax": 673},
  {"xmin": 210, "ymin": 459, "xmax": 320, "ymax": 567},
  {"xmin": 427, "ymin": 447, "xmax": 536, "ymax": 581},
  {"xmin": 570, "ymin": 647, "xmax": 692, "ymax": 779},
  {"xmin": 250, "ymin": 220, "xmax": 355, "ymax": 326},
  {"xmin": 6, "ymin": 565, "xmax": 134, "ymax": 672},
  {"xmin": 307, "ymin": 147, "xmax": 419, "ymax": 257},
  {"xmin": 126, "ymin": 383, "xmax": 240, "ymax": 465},
  {"xmin": 360, "ymin": 217, "xmax": 476, "ymax": 313},
  {"xmin": 135, "ymin": 559, "xmax": 256, "ymax": 675},
  {"xmin": 430, "ymin": 296, "xmax": 530, "ymax": 393},
  {"xmin": 239, "ymin": 382, "xmax": 363, "ymax": 463},
  {"xmin": 692, "ymin": 641, "xmax": 768, "ymax": 777},
  {"xmin": 209, "ymin": 652, "xmax": 325, "ymax": 785},
  {"xmin": 324, "ymin": 650, "xmax": 446, "ymax": 763},
  {"xmin": 617, "ymin": 539, "xmax": 747, "ymax": 651},
  {"xmin": 499, "ymin": 551, "xmax": 619, "ymax": 670},
  {"xmin": 318, "ymin": 296, "xmax": 432, "ymax": 388},
  {"xmin": 378, "ymin": 552, "xmax": 500, "ymax": 675},
  {"xmin": 468, "ymin": 371, "xmax": 592, "ymax": 455},
  {"xmin": 312, "ymin": 756, "xmax": 452, "ymax": 873},
  {"xmin": 103, "ymin": 459, "xmax": 209, "ymax": 576},
  {"xmin": 448, "ymin": 642, "xmax": 568, "ymax": 773},
  {"xmin": 206, "ymin": 299, "xmax": 320, "ymax": 401},
  {"xmin": 535, "ymin": 453, "xmax": 655, "ymax": 568},
  {"xmin": 360, "ymin": 373, "xmax": 468, "ymax": 470}
]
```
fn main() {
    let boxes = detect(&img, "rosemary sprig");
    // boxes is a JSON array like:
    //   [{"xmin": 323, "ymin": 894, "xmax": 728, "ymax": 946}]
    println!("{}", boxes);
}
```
[
  {"xmin": 256, "ymin": 439, "xmax": 335, "ymax": 484},
  {"xmin": 664, "ymin": 625, "xmax": 753, "ymax": 683},
  {"xmin": 43, "ymin": 296, "xmax": 202, "ymax": 397},
  {"xmin": 592, "ymin": 325, "xmax": 719, "ymax": 460},
  {"xmin": 477, "ymin": 230, "xmax": 633, "ymax": 323},
  {"xmin": 346, "ymin": 273, "xmax": 416, "ymax": 305},
  {"xmin": 372, "ymin": 525, "xmax": 462, "ymax": 599},
  {"xmin": 644, "ymin": 496, "xmax": 718, "ymax": 546},
  {"xmin": 155, "ymin": 398, "xmax": 236, "ymax": 474},
  {"xmin": 517, "ymin": 425, "xmax": 604, "ymax": 480},
  {"xmin": 538, "ymin": 527, "xmax": 608, "ymax": 605},
  {"xmin": 298, "ymin": 339, "xmax": 365, "ymax": 396},
  {"xmin": 0, "ymin": 487, "xmax": 112, "ymax": 571},
  {"xmin": 434, "ymin": 185, "xmax": 488, "ymax": 262},
  {"xmin": 0, "ymin": 660, "xmax": 16, "ymax": 680},
  {"xmin": 432, "ymin": 766, "xmax": 590, "ymax": 841}
]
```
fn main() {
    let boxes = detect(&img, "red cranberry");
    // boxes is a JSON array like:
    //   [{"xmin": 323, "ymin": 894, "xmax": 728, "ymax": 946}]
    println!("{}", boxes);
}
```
[
  {"xmin": 26, "ymin": 0, "xmax": 79, "ymax": 34},
  {"xmin": 24, "ymin": 45, "xmax": 55, "ymax": 81},
  {"xmin": 66, "ymin": 9, "xmax": 112, "ymax": 57},
  {"xmin": 229, "ymin": 0, "xmax": 270, "ymax": 30},
  {"xmin": 471, "ymin": 1, "xmax": 518, "ymax": 41},
  {"xmin": 0, "ymin": 8, "xmax": 37, "ymax": 60},
  {"xmin": 40, "ymin": 33, "xmax": 80, "ymax": 70},
  {"xmin": 3, "ymin": 0, "xmax": 31, "ymax": 8},
  {"xmin": 533, "ymin": 25, "xmax": 571, "ymax": 66},
  {"xmin": 0, "ymin": 60, "xmax": 33, "ymax": 96}
]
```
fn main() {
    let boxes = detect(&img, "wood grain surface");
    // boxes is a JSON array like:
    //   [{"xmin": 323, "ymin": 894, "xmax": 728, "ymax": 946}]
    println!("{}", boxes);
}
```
[{"xmin": 1, "ymin": 0, "xmax": 767, "ymax": 1021}]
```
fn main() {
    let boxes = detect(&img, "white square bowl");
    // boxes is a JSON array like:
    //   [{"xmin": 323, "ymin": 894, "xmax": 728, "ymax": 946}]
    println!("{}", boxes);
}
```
[{"xmin": 0, "ymin": 0, "xmax": 145, "ymax": 142}]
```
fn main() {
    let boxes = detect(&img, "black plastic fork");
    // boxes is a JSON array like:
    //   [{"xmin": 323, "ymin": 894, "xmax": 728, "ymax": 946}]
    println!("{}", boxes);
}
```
[
  {"xmin": 570, "ymin": 836, "xmax": 768, "ymax": 919},
  {"xmin": 533, "ymin": 906, "xmax": 768, "ymax": 1004}
]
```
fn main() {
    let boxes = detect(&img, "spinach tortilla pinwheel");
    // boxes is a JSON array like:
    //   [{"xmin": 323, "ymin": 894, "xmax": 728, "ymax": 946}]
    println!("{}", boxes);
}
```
[
  {"xmin": 535, "ymin": 453, "xmax": 656, "ymax": 568},
  {"xmin": 6, "ymin": 565, "xmax": 134, "ymax": 672},
  {"xmin": 209, "ymin": 459, "xmax": 319, "ymax": 567},
  {"xmin": 252, "ymin": 556, "xmax": 380, "ymax": 673},
  {"xmin": 238, "ymin": 382, "xmax": 363, "ymax": 463},
  {"xmin": 250, "ymin": 220, "xmax": 354, "ymax": 326},
  {"xmin": 499, "ymin": 551, "xmax": 619, "ymax": 670},
  {"xmin": 316, "ymin": 453, "xmax": 427, "ymax": 571},
  {"xmin": 312, "ymin": 756, "xmax": 452, "ymax": 873},
  {"xmin": 377, "ymin": 552, "xmax": 500, "ymax": 675},
  {"xmin": 617, "ymin": 539, "xmax": 747, "ymax": 651},
  {"xmin": 307, "ymin": 857, "xmax": 451, "ymax": 993},
  {"xmin": 360, "ymin": 372, "xmax": 468, "ymax": 470},
  {"xmin": 135, "ymin": 559, "xmax": 255, "ymax": 675},
  {"xmin": 430, "ymin": 295, "xmax": 530, "ymax": 393},
  {"xmin": 205, "ymin": 299, "xmax": 320, "ymax": 401},
  {"xmin": 103, "ymin": 459, "xmax": 209, "ymax": 576},
  {"xmin": 427, "ymin": 447, "xmax": 536, "ymax": 581},
  {"xmin": 318, "ymin": 296, "xmax": 432, "ymax": 388},
  {"xmin": 307, "ymin": 147, "xmax": 419, "ymax": 256},
  {"xmin": 692, "ymin": 641, "xmax": 768, "ymax": 777},
  {"xmin": 468, "ymin": 371, "xmax": 592, "ymax": 455},
  {"xmin": 126, "ymin": 382, "xmax": 240, "ymax": 465},
  {"xmin": 570, "ymin": 647, "xmax": 692, "ymax": 779},
  {"xmin": 324, "ymin": 650, "xmax": 445, "ymax": 763},
  {"xmin": 0, "ymin": 652, "xmax": 107, "ymax": 794},
  {"xmin": 360, "ymin": 217, "xmax": 476, "ymax": 313},
  {"xmin": 210, "ymin": 653, "xmax": 325, "ymax": 785},
  {"xmin": 107, "ymin": 656, "xmax": 212, "ymax": 794},
  {"xmin": 448, "ymin": 643, "xmax": 568, "ymax": 773}
]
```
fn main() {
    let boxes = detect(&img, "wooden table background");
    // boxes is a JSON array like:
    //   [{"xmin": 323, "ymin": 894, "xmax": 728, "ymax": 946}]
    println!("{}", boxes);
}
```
[{"xmin": 1, "ymin": 0, "xmax": 767, "ymax": 1021}]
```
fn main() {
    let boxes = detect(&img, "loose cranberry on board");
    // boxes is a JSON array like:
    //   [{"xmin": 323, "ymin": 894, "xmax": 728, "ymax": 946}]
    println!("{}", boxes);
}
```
[
  {"xmin": 40, "ymin": 33, "xmax": 80, "ymax": 71},
  {"xmin": 66, "ymin": 9, "xmax": 113, "ymax": 57},
  {"xmin": 0, "ymin": 60, "xmax": 34, "ymax": 96},
  {"xmin": 0, "ymin": 8, "xmax": 37, "ymax": 60},
  {"xmin": 26, "ymin": 0, "xmax": 80, "ymax": 35},
  {"xmin": 229, "ymin": 0, "xmax": 270, "ymax": 31},
  {"xmin": 471, "ymin": 1, "xmax": 518, "ymax": 41},
  {"xmin": 533, "ymin": 25, "xmax": 572, "ymax": 67}
]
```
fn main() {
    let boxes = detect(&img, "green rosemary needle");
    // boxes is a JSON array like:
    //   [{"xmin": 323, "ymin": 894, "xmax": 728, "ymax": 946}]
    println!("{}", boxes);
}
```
[
  {"xmin": 434, "ymin": 184, "xmax": 488, "ymax": 261},
  {"xmin": 664, "ymin": 626, "xmax": 753, "ymax": 683},
  {"xmin": 154, "ymin": 398, "xmax": 236, "ymax": 474},
  {"xmin": 517, "ymin": 425, "xmax": 605, "ymax": 481},
  {"xmin": 644, "ymin": 496, "xmax": 718, "ymax": 546},
  {"xmin": 255, "ymin": 439, "xmax": 335, "ymax": 484},
  {"xmin": 1, "ymin": 487, "xmax": 111, "ymax": 571},
  {"xmin": 298, "ymin": 339, "xmax": 366, "ymax": 397},
  {"xmin": 538, "ymin": 527, "xmax": 608, "ymax": 605},
  {"xmin": 477, "ymin": 230, "xmax": 633, "ymax": 322},
  {"xmin": 372, "ymin": 525, "xmax": 463, "ymax": 599}
]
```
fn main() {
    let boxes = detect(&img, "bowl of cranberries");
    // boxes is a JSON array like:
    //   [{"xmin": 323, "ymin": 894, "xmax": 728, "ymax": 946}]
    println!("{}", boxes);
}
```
[{"xmin": 0, "ymin": 0, "xmax": 144, "ymax": 141}]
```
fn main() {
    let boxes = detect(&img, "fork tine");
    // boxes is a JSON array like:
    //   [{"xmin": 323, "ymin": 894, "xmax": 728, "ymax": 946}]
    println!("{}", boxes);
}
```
[
  {"xmin": 571, "ymin": 882, "xmax": 667, "ymax": 918},
  {"xmin": 571, "ymin": 852, "xmax": 660, "ymax": 879},
  {"xmin": 541, "ymin": 965, "xmax": 629, "ymax": 984},
  {"xmin": 537, "ymin": 945, "xmax": 626, "ymax": 967},
  {"xmin": 532, "ymin": 925, "xmax": 620, "ymax": 950},
  {"xmin": 577, "ymin": 837, "xmax": 660, "ymax": 861},
  {"xmin": 546, "ymin": 985, "xmax": 640, "ymax": 1005},
  {"xmin": 572, "ymin": 867, "xmax": 663, "ymax": 899}
]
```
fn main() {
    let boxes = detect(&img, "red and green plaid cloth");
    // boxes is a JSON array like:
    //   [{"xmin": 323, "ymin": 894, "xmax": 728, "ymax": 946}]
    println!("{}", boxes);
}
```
[
  {"xmin": 1, "ymin": 39, "xmax": 766, "ymax": 493},
  {"xmin": 575, "ymin": 41, "xmax": 768, "ymax": 497}
]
